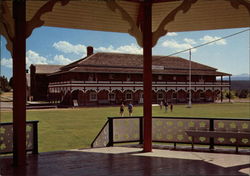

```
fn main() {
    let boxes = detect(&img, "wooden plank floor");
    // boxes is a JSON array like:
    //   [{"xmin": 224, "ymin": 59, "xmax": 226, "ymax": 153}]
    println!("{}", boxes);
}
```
[{"xmin": 1, "ymin": 147, "xmax": 250, "ymax": 176}]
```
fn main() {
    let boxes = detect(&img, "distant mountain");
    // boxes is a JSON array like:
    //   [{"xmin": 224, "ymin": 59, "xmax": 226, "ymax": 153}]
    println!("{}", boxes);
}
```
[{"xmin": 231, "ymin": 74, "xmax": 250, "ymax": 81}]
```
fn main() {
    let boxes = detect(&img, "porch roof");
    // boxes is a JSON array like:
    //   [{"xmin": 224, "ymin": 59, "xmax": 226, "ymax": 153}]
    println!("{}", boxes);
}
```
[{"xmin": 21, "ymin": 1, "xmax": 250, "ymax": 33}]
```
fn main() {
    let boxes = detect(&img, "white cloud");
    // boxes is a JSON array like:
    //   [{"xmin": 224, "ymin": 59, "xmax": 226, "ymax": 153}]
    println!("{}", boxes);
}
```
[
  {"xmin": 1, "ymin": 50, "xmax": 49, "ymax": 69},
  {"xmin": 53, "ymin": 41, "xmax": 86, "ymax": 55},
  {"xmin": 52, "ymin": 55, "xmax": 74, "ymax": 65},
  {"xmin": 162, "ymin": 39, "xmax": 197, "ymax": 52},
  {"xmin": 200, "ymin": 35, "xmax": 227, "ymax": 45},
  {"xmin": 26, "ymin": 50, "xmax": 48, "ymax": 66},
  {"xmin": 1, "ymin": 58, "xmax": 12, "ymax": 68},
  {"xmin": 167, "ymin": 32, "xmax": 178, "ymax": 36},
  {"xmin": 95, "ymin": 43, "xmax": 142, "ymax": 54},
  {"xmin": 184, "ymin": 38, "xmax": 196, "ymax": 45}
]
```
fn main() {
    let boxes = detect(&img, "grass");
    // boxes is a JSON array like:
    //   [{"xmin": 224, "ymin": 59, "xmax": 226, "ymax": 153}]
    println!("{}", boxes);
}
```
[{"xmin": 0, "ymin": 102, "xmax": 249, "ymax": 152}]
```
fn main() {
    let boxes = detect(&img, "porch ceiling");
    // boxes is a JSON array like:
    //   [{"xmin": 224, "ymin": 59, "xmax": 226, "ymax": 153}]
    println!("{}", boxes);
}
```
[{"xmin": 6, "ymin": 0, "xmax": 250, "ymax": 33}]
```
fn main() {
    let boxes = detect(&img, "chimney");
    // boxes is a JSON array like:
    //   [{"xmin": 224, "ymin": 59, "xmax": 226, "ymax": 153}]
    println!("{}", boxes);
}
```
[{"xmin": 87, "ymin": 46, "xmax": 93, "ymax": 56}]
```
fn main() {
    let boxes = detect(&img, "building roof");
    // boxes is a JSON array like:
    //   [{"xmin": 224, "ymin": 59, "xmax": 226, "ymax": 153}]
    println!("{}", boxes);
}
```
[
  {"xmin": 31, "ymin": 64, "xmax": 62, "ymax": 74},
  {"xmin": 51, "ymin": 52, "xmax": 231, "ymax": 76}
]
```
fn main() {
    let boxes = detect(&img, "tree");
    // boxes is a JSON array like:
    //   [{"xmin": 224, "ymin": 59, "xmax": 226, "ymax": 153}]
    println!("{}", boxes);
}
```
[
  {"xmin": 9, "ymin": 77, "xmax": 13, "ymax": 89},
  {"xmin": 0, "ymin": 76, "xmax": 11, "ymax": 92},
  {"xmin": 223, "ymin": 90, "xmax": 235, "ymax": 99},
  {"xmin": 239, "ymin": 89, "xmax": 249, "ymax": 98}
]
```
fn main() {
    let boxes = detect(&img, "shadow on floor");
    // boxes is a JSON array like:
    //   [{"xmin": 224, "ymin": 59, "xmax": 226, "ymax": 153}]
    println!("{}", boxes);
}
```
[{"xmin": 1, "ymin": 148, "xmax": 250, "ymax": 176}]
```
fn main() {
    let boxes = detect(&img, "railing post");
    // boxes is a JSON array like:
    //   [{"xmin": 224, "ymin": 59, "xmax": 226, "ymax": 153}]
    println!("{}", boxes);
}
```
[
  {"xmin": 139, "ymin": 117, "xmax": 143, "ymax": 144},
  {"xmin": 32, "ymin": 121, "xmax": 38, "ymax": 154},
  {"xmin": 108, "ymin": 118, "xmax": 114, "ymax": 147},
  {"xmin": 209, "ymin": 119, "xmax": 214, "ymax": 150}
]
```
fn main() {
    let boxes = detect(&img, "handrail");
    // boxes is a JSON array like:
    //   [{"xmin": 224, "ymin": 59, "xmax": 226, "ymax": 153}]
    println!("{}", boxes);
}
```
[
  {"xmin": 0, "ymin": 121, "xmax": 39, "ymax": 155},
  {"xmin": 91, "ymin": 116, "xmax": 250, "ymax": 150}
]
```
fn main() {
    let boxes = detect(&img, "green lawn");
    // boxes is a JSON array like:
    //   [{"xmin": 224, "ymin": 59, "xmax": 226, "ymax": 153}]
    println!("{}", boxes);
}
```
[{"xmin": 1, "ymin": 102, "xmax": 249, "ymax": 152}]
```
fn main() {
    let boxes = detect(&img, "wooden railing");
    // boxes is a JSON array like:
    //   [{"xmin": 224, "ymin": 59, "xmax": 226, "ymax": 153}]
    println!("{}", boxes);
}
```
[
  {"xmin": 0, "ymin": 121, "xmax": 39, "ymax": 154},
  {"xmin": 49, "ymin": 80, "xmax": 230, "ymax": 86},
  {"xmin": 91, "ymin": 117, "xmax": 250, "ymax": 152}
]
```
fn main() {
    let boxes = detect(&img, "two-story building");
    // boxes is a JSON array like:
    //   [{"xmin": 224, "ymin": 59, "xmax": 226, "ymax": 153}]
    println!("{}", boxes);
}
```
[{"xmin": 30, "ymin": 46, "xmax": 231, "ymax": 106}]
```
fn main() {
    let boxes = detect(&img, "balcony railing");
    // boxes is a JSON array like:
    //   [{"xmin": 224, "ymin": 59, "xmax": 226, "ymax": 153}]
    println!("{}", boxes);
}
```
[
  {"xmin": 49, "ymin": 80, "xmax": 230, "ymax": 87},
  {"xmin": 91, "ymin": 117, "xmax": 250, "ymax": 152},
  {"xmin": 0, "ymin": 121, "xmax": 39, "ymax": 154}
]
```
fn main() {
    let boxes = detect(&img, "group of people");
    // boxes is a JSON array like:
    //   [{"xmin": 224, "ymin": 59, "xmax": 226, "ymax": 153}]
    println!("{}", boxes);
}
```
[
  {"xmin": 119, "ymin": 100, "xmax": 173, "ymax": 117},
  {"xmin": 120, "ymin": 102, "xmax": 133, "ymax": 117},
  {"xmin": 160, "ymin": 101, "xmax": 173, "ymax": 112}
]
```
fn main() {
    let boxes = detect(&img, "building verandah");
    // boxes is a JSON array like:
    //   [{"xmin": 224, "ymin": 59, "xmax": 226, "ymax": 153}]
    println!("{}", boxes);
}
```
[{"xmin": 48, "ymin": 83, "xmax": 225, "ymax": 106}]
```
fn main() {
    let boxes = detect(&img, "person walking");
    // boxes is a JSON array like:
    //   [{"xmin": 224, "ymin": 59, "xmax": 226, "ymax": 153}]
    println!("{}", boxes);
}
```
[
  {"xmin": 120, "ymin": 102, "xmax": 125, "ymax": 117},
  {"xmin": 128, "ymin": 102, "xmax": 133, "ymax": 117},
  {"xmin": 164, "ymin": 101, "xmax": 168, "ymax": 112}
]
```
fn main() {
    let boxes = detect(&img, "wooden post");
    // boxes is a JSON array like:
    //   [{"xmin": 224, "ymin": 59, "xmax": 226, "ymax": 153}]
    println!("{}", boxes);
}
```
[
  {"xmin": 143, "ymin": 0, "xmax": 152, "ymax": 152},
  {"xmin": 12, "ymin": 0, "xmax": 26, "ymax": 166}
]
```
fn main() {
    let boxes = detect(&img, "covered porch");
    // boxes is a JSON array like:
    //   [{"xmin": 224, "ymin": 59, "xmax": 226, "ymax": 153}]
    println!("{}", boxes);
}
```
[{"xmin": 0, "ymin": 0, "xmax": 249, "ymax": 171}]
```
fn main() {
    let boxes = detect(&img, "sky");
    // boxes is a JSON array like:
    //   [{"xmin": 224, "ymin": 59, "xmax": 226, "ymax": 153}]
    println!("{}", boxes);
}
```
[{"xmin": 0, "ymin": 26, "xmax": 249, "ymax": 80}]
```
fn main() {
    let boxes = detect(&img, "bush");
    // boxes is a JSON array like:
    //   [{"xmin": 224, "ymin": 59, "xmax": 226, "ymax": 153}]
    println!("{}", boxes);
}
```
[
  {"xmin": 223, "ymin": 90, "xmax": 236, "ymax": 99},
  {"xmin": 0, "ymin": 76, "xmax": 11, "ymax": 92},
  {"xmin": 239, "ymin": 89, "xmax": 249, "ymax": 98}
]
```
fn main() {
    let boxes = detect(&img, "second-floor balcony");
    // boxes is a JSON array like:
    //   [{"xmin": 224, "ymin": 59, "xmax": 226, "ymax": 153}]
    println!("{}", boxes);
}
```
[{"xmin": 49, "ymin": 80, "xmax": 230, "ymax": 88}]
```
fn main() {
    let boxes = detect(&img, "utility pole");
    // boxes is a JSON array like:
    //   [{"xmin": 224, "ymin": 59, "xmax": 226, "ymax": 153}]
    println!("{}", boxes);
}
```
[{"xmin": 187, "ymin": 49, "xmax": 192, "ymax": 108}]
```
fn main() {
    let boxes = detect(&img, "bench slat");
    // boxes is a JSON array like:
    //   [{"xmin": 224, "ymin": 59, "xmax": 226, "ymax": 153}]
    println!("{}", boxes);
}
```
[{"xmin": 185, "ymin": 130, "xmax": 250, "ymax": 138}]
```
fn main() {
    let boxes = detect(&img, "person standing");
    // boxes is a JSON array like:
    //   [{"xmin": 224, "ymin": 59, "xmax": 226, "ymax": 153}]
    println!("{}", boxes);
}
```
[
  {"xmin": 120, "ymin": 102, "xmax": 125, "ymax": 117},
  {"xmin": 160, "ymin": 101, "xmax": 163, "ymax": 110},
  {"xmin": 128, "ymin": 102, "xmax": 133, "ymax": 117},
  {"xmin": 170, "ymin": 102, "xmax": 173, "ymax": 112}
]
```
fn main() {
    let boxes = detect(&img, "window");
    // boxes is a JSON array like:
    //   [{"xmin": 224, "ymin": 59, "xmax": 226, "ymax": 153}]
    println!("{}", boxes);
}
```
[
  {"xmin": 109, "ymin": 74, "xmax": 114, "ymax": 80},
  {"xmin": 90, "ymin": 92, "xmax": 97, "ymax": 101},
  {"xmin": 173, "ymin": 76, "xmax": 176, "ymax": 81},
  {"xmin": 157, "ymin": 92, "xmax": 164, "ymax": 100},
  {"xmin": 88, "ymin": 74, "xmax": 94, "ymax": 81},
  {"xmin": 172, "ymin": 92, "xmax": 177, "ymax": 99},
  {"xmin": 200, "ymin": 92, "xmax": 205, "ymax": 98},
  {"xmin": 126, "ymin": 75, "xmax": 131, "ymax": 81},
  {"xmin": 109, "ymin": 93, "xmax": 115, "ymax": 101},
  {"xmin": 199, "ymin": 76, "xmax": 204, "ymax": 82},
  {"xmin": 158, "ymin": 75, "xmax": 163, "ymax": 80},
  {"xmin": 125, "ymin": 92, "xmax": 133, "ymax": 100}
]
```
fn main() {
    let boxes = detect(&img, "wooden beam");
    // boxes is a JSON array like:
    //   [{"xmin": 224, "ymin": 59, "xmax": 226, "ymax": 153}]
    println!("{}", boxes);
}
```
[
  {"xmin": 12, "ymin": 0, "xmax": 26, "ymax": 166},
  {"xmin": 143, "ymin": 0, "xmax": 152, "ymax": 152}
]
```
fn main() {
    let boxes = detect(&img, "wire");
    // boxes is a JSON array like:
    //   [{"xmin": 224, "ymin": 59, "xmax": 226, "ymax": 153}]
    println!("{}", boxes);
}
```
[{"xmin": 167, "ymin": 28, "xmax": 250, "ymax": 56}]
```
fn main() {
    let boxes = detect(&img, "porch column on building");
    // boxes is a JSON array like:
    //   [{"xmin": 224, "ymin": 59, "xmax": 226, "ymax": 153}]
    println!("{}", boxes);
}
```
[
  {"xmin": 220, "ymin": 76, "xmax": 223, "ymax": 102},
  {"xmin": 143, "ymin": 0, "xmax": 152, "ymax": 152},
  {"xmin": 12, "ymin": 0, "xmax": 27, "ymax": 166}
]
